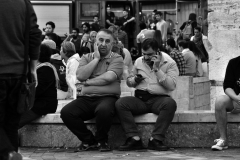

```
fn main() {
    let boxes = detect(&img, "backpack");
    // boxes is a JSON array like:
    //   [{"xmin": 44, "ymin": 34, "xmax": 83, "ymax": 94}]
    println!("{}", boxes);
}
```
[{"xmin": 182, "ymin": 21, "xmax": 193, "ymax": 40}]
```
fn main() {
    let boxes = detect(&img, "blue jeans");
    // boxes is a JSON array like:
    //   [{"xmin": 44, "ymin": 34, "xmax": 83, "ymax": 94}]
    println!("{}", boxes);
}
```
[
  {"xmin": 115, "ymin": 96, "xmax": 177, "ymax": 141},
  {"xmin": 0, "ymin": 75, "xmax": 22, "ymax": 156}
]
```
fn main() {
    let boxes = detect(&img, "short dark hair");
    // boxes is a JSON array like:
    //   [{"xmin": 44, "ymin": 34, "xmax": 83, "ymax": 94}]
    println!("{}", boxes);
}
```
[
  {"xmin": 72, "ymin": 28, "xmax": 79, "ymax": 33},
  {"xmin": 178, "ymin": 40, "xmax": 188, "ymax": 49},
  {"xmin": 194, "ymin": 26, "xmax": 202, "ymax": 32},
  {"xmin": 98, "ymin": 29, "xmax": 114, "ymax": 39},
  {"xmin": 46, "ymin": 21, "xmax": 55, "ymax": 29},
  {"xmin": 39, "ymin": 44, "xmax": 52, "ymax": 63},
  {"xmin": 188, "ymin": 13, "xmax": 197, "ymax": 21},
  {"xmin": 166, "ymin": 38, "xmax": 176, "ymax": 48},
  {"xmin": 82, "ymin": 22, "xmax": 90, "ymax": 29},
  {"xmin": 155, "ymin": 11, "xmax": 163, "ymax": 16},
  {"xmin": 153, "ymin": 9, "xmax": 157, "ymax": 13},
  {"xmin": 93, "ymin": 15, "xmax": 99, "ymax": 19},
  {"xmin": 45, "ymin": 32, "xmax": 58, "ymax": 44},
  {"xmin": 142, "ymin": 38, "xmax": 159, "ymax": 52},
  {"xmin": 139, "ymin": 22, "xmax": 147, "ymax": 30}
]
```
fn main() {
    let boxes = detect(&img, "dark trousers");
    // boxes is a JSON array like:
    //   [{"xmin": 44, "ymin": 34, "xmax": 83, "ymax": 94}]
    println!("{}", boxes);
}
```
[
  {"xmin": 0, "ymin": 75, "xmax": 22, "ymax": 156},
  {"xmin": 60, "ymin": 96, "xmax": 117, "ymax": 143},
  {"xmin": 115, "ymin": 96, "xmax": 177, "ymax": 141}
]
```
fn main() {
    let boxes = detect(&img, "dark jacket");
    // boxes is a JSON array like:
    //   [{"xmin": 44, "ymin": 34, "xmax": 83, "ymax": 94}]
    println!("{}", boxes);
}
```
[
  {"xmin": 32, "ymin": 66, "xmax": 58, "ymax": 115},
  {"xmin": 223, "ymin": 56, "xmax": 240, "ymax": 95},
  {"xmin": 0, "ymin": 0, "xmax": 42, "ymax": 75},
  {"xmin": 50, "ymin": 55, "xmax": 68, "ymax": 92}
]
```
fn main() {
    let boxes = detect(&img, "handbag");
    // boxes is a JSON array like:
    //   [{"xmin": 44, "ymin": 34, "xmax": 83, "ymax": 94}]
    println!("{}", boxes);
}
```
[{"xmin": 17, "ymin": 0, "xmax": 36, "ymax": 114}]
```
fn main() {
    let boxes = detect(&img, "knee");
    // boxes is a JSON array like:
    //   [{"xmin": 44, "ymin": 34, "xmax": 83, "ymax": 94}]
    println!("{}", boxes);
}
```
[
  {"xmin": 165, "ymin": 98, "xmax": 177, "ymax": 112},
  {"xmin": 115, "ymin": 97, "xmax": 129, "ymax": 111},
  {"xmin": 60, "ymin": 105, "xmax": 71, "ymax": 121},
  {"xmin": 215, "ymin": 96, "xmax": 228, "ymax": 111}
]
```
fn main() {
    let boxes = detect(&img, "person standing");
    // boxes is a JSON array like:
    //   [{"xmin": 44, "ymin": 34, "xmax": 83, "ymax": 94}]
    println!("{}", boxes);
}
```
[
  {"xmin": 0, "ymin": 0, "xmax": 42, "ymax": 159},
  {"xmin": 119, "ymin": 10, "xmax": 136, "ymax": 50},
  {"xmin": 155, "ymin": 11, "xmax": 168, "ymax": 42},
  {"xmin": 191, "ymin": 26, "xmax": 212, "ymax": 63},
  {"xmin": 60, "ymin": 29, "xmax": 123, "ymax": 152},
  {"xmin": 115, "ymin": 38, "xmax": 178, "ymax": 151}
]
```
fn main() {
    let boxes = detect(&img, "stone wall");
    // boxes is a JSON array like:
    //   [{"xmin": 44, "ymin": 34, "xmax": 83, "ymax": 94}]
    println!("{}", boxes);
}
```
[
  {"xmin": 208, "ymin": 0, "xmax": 240, "ymax": 109},
  {"xmin": 208, "ymin": 0, "xmax": 240, "ymax": 81}
]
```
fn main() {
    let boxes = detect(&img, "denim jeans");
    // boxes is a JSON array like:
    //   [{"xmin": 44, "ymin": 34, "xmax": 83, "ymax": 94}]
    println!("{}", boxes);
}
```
[
  {"xmin": 115, "ymin": 96, "xmax": 177, "ymax": 141},
  {"xmin": 61, "ymin": 96, "xmax": 117, "ymax": 143},
  {"xmin": 0, "ymin": 75, "xmax": 22, "ymax": 156}
]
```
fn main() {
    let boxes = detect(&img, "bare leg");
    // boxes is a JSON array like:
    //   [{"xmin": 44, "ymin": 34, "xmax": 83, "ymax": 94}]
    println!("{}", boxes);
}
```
[{"xmin": 215, "ymin": 95, "xmax": 234, "ymax": 142}]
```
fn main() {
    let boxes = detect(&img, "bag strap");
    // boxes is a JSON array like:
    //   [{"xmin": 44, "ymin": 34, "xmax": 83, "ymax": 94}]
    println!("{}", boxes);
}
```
[{"xmin": 23, "ymin": 0, "xmax": 32, "ymax": 82}]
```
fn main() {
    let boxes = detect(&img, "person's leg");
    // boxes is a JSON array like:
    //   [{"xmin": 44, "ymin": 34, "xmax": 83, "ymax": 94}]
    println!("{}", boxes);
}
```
[
  {"xmin": 18, "ymin": 110, "xmax": 41, "ymax": 129},
  {"xmin": 214, "ymin": 95, "xmax": 234, "ymax": 142},
  {"xmin": 148, "ymin": 96, "xmax": 176, "ymax": 151},
  {"xmin": 4, "ymin": 77, "xmax": 22, "ymax": 152},
  {"xmin": 0, "ymin": 76, "xmax": 22, "ymax": 160},
  {"xmin": 150, "ymin": 96, "xmax": 177, "ymax": 141},
  {"xmin": 115, "ymin": 96, "xmax": 148, "ymax": 150},
  {"xmin": 116, "ymin": 96, "xmax": 148, "ymax": 138},
  {"xmin": 94, "ymin": 96, "xmax": 117, "ymax": 143},
  {"xmin": 60, "ymin": 97, "xmax": 96, "ymax": 144},
  {"xmin": 93, "ymin": 96, "xmax": 117, "ymax": 151}
]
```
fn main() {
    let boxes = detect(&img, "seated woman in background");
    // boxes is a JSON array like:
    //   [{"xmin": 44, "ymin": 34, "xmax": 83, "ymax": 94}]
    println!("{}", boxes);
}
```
[
  {"xmin": 19, "ymin": 44, "xmax": 59, "ymax": 129},
  {"xmin": 188, "ymin": 41, "xmax": 204, "ymax": 77},
  {"xmin": 60, "ymin": 41, "xmax": 81, "ymax": 99}
]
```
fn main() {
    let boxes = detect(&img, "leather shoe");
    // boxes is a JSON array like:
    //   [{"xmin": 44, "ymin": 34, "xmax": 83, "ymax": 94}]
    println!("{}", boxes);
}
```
[
  {"xmin": 119, "ymin": 137, "xmax": 144, "ymax": 151},
  {"xmin": 148, "ymin": 139, "xmax": 169, "ymax": 151}
]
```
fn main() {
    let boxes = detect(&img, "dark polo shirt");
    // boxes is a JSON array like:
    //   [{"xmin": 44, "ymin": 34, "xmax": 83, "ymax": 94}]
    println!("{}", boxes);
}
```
[{"xmin": 78, "ymin": 52, "xmax": 123, "ymax": 97}]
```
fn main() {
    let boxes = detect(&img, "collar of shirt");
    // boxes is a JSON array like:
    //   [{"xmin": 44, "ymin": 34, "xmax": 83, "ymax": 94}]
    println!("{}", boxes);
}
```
[{"xmin": 182, "ymin": 48, "xmax": 190, "ymax": 54}]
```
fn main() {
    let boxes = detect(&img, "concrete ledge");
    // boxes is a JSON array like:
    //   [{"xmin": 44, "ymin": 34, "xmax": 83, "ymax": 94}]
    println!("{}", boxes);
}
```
[
  {"xmin": 19, "ymin": 111, "xmax": 240, "ymax": 148},
  {"xmin": 32, "ymin": 111, "xmax": 240, "ymax": 124}
]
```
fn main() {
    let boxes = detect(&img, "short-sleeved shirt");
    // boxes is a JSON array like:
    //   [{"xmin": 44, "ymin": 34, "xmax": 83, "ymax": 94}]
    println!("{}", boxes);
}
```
[
  {"xmin": 136, "ymin": 29, "xmax": 155, "ymax": 43},
  {"xmin": 106, "ymin": 12, "xmax": 115, "ymax": 29},
  {"xmin": 78, "ymin": 52, "xmax": 123, "ymax": 97}
]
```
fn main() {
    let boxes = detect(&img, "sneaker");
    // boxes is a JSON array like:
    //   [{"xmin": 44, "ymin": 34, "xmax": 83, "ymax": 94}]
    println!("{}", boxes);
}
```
[
  {"xmin": 211, "ymin": 139, "xmax": 228, "ymax": 151},
  {"xmin": 148, "ymin": 139, "xmax": 169, "ymax": 151},
  {"xmin": 98, "ymin": 142, "xmax": 111, "ymax": 152},
  {"xmin": 118, "ymin": 137, "xmax": 144, "ymax": 151},
  {"xmin": 8, "ymin": 151, "xmax": 22, "ymax": 160},
  {"xmin": 77, "ymin": 141, "xmax": 98, "ymax": 151}
]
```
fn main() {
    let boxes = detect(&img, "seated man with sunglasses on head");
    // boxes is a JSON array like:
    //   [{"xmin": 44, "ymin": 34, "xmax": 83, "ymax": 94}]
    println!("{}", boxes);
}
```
[{"xmin": 115, "ymin": 38, "xmax": 179, "ymax": 151}]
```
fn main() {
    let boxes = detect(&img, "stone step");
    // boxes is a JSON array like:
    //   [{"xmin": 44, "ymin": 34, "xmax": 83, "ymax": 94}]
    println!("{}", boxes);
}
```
[{"xmin": 19, "ymin": 111, "xmax": 240, "ymax": 148}]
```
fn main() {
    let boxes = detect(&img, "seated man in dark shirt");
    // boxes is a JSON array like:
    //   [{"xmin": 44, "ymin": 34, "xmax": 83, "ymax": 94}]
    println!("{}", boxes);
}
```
[
  {"xmin": 211, "ymin": 56, "xmax": 240, "ymax": 151},
  {"xmin": 106, "ymin": 6, "xmax": 115, "ymax": 29}
]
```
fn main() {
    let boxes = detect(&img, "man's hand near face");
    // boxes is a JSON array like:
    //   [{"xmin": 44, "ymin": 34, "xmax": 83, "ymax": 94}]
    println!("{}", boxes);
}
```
[{"xmin": 151, "ymin": 54, "xmax": 162, "ymax": 71}]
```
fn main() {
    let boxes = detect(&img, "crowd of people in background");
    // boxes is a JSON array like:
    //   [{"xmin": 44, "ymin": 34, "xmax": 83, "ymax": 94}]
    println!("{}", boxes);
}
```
[{"xmin": 3, "ymin": 1, "xmax": 240, "ymax": 160}]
